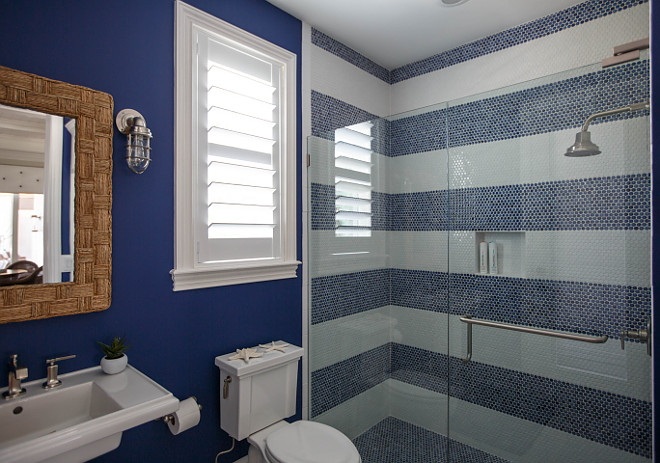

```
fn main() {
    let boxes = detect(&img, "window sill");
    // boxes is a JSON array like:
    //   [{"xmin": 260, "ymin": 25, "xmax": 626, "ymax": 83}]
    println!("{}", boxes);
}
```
[{"xmin": 170, "ymin": 260, "xmax": 301, "ymax": 291}]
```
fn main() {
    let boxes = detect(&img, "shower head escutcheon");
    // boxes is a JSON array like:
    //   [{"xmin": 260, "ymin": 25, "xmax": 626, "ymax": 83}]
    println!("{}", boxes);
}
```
[{"xmin": 564, "ymin": 100, "xmax": 649, "ymax": 157}]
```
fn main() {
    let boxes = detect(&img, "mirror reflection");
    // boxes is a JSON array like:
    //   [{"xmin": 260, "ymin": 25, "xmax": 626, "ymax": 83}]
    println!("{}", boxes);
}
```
[{"xmin": 0, "ymin": 103, "xmax": 75, "ymax": 286}]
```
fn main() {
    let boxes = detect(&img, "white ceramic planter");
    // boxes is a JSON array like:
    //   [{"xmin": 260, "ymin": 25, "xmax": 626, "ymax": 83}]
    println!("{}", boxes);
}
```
[{"xmin": 101, "ymin": 354, "xmax": 128, "ymax": 374}]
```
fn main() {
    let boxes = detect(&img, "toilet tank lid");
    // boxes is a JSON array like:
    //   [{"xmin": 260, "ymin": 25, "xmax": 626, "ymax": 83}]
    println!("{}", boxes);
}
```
[{"xmin": 215, "ymin": 341, "xmax": 303, "ymax": 377}]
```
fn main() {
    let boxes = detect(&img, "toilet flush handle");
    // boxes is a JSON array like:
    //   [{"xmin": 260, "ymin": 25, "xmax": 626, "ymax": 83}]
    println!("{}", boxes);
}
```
[{"xmin": 223, "ymin": 376, "xmax": 232, "ymax": 399}]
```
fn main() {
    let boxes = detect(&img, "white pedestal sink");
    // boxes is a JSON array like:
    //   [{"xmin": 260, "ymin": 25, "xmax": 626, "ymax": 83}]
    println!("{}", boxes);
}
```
[{"xmin": 0, "ymin": 365, "xmax": 179, "ymax": 463}]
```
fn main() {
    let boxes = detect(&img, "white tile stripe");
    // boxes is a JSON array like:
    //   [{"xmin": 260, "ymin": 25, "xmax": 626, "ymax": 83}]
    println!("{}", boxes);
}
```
[
  {"xmin": 314, "ymin": 380, "xmax": 390, "ymax": 440},
  {"xmin": 379, "ymin": 117, "xmax": 650, "ymax": 195},
  {"xmin": 310, "ymin": 117, "xmax": 650, "ymax": 197},
  {"xmin": 310, "ymin": 229, "xmax": 650, "ymax": 287},
  {"xmin": 310, "ymin": 44, "xmax": 391, "ymax": 119},
  {"xmin": 447, "ymin": 118, "xmax": 650, "ymax": 190},
  {"xmin": 449, "ymin": 230, "xmax": 650, "ymax": 287},
  {"xmin": 309, "ymin": 306, "xmax": 391, "ymax": 371}
]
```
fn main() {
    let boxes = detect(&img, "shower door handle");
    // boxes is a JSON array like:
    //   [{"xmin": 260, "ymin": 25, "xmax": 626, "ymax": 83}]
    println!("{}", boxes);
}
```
[{"xmin": 620, "ymin": 320, "xmax": 651, "ymax": 356}]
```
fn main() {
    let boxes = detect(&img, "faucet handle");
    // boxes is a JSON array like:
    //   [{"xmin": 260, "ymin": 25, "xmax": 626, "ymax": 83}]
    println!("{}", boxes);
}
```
[
  {"xmin": 8, "ymin": 354, "xmax": 28, "ymax": 380},
  {"xmin": 42, "ymin": 354, "xmax": 75, "ymax": 390},
  {"xmin": 46, "ymin": 355, "xmax": 76, "ymax": 365}
]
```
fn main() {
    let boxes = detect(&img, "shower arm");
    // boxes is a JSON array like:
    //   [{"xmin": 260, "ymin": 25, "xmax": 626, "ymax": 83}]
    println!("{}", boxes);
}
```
[{"xmin": 580, "ymin": 100, "xmax": 649, "ymax": 132}]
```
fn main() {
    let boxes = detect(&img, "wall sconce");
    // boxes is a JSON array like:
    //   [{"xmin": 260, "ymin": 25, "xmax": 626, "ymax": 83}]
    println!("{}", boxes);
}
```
[{"xmin": 116, "ymin": 109, "xmax": 153, "ymax": 174}]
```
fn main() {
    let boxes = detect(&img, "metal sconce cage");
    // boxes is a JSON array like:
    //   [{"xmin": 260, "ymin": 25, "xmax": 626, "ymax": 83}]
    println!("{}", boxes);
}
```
[{"xmin": 116, "ymin": 109, "xmax": 152, "ymax": 174}]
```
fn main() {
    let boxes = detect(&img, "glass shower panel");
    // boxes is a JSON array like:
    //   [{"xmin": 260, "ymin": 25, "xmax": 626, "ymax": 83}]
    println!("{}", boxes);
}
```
[
  {"xmin": 307, "ymin": 103, "xmax": 451, "ymax": 462},
  {"xmin": 446, "ymin": 59, "xmax": 652, "ymax": 462}
]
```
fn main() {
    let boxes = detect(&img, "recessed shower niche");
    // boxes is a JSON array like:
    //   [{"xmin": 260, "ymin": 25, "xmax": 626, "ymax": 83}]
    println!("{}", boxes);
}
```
[{"xmin": 474, "ymin": 231, "xmax": 526, "ymax": 278}]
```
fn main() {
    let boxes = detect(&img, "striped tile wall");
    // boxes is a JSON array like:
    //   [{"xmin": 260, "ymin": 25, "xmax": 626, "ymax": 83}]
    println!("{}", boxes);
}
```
[
  {"xmin": 308, "ymin": 1, "xmax": 651, "ymax": 460},
  {"xmin": 312, "ymin": 343, "xmax": 652, "ymax": 457},
  {"xmin": 310, "ymin": 0, "xmax": 649, "ymax": 84}
]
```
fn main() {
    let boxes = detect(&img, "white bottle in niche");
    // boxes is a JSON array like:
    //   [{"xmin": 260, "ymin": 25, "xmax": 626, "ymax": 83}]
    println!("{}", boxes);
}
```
[
  {"xmin": 489, "ymin": 241, "xmax": 498, "ymax": 275},
  {"xmin": 479, "ymin": 241, "xmax": 488, "ymax": 274}
]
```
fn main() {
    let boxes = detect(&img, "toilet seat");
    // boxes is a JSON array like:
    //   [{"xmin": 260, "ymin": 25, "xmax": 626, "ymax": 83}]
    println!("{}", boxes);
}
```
[{"xmin": 264, "ymin": 421, "xmax": 361, "ymax": 463}]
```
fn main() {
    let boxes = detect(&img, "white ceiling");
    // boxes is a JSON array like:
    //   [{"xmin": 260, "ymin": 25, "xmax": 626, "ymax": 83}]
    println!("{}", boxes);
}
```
[{"xmin": 266, "ymin": 0, "xmax": 585, "ymax": 69}]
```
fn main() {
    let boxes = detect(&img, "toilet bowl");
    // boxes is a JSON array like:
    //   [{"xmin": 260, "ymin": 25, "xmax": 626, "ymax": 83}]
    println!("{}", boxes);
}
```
[
  {"xmin": 247, "ymin": 420, "xmax": 361, "ymax": 463},
  {"xmin": 215, "ymin": 342, "xmax": 362, "ymax": 463}
]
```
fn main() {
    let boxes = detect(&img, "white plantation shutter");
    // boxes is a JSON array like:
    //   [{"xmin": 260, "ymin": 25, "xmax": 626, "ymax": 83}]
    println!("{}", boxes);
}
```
[
  {"xmin": 198, "ymin": 35, "xmax": 282, "ymax": 262},
  {"xmin": 335, "ymin": 122, "xmax": 373, "ymax": 237},
  {"xmin": 173, "ymin": 2, "xmax": 298, "ymax": 290}
]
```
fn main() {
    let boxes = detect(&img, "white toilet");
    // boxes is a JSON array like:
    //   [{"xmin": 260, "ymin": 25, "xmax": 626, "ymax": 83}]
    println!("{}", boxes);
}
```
[{"xmin": 215, "ymin": 342, "xmax": 361, "ymax": 463}]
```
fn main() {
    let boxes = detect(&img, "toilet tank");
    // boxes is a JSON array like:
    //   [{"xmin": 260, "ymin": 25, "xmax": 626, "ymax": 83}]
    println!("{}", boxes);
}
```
[{"xmin": 214, "ymin": 341, "xmax": 303, "ymax": 441}]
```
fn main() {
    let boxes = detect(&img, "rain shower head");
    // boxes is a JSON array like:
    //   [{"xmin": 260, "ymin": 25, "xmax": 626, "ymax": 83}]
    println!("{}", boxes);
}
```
[
  {"xmin": 565, "ymin": 131, "xmax": 601, "ymax": 157},
  {"xmin": 564, "ymin": 100, "xmax": 649, "ymax": 157}
]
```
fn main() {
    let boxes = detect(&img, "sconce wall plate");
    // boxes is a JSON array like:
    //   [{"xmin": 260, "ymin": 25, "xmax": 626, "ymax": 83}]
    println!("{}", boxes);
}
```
[{"xmin": 116, "ymin": 109, "xmax": 143, "ymax": 134}]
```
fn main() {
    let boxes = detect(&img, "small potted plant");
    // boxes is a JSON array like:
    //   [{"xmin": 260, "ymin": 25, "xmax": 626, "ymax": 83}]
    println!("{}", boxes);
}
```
[{"xmin": 98, "ymin": 335, "xmax": 129, "ymax": 374}]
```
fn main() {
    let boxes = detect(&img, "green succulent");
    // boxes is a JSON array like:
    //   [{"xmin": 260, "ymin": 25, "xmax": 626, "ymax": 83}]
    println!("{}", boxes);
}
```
[{"xmin": 97, "ymin": 335, "xmax": 130, "ymax": 360}]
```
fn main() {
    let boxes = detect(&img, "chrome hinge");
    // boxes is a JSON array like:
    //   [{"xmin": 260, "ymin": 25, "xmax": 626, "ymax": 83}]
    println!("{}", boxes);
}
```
[{"xmin": 602, "ymin": 38, "xmax": 649, "ymax": 68}]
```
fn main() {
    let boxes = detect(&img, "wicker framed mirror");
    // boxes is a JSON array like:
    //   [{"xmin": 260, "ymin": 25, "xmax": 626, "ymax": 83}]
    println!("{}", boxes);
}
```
[{"xmin": 0, "ymin": 65, "xmax": 112, "ymax": 323}]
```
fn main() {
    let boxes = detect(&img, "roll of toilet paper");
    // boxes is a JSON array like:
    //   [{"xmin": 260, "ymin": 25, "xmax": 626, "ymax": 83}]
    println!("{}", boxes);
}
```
[{"xmin": 168, "ymin": 397, "xmax": 201, "ymax": 435}]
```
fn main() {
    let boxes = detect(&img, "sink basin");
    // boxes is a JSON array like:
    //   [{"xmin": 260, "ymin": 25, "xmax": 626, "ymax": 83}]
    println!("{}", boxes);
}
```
[{"xmin": 0, "ymin": 365, "xmax": 179, "ymax": 463}]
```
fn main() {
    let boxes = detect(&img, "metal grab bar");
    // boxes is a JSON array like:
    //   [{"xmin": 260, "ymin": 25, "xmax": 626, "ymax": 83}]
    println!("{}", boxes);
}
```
[{"xmin": 459, "ymin": 316, "xmax": 608, "ymax": 364}]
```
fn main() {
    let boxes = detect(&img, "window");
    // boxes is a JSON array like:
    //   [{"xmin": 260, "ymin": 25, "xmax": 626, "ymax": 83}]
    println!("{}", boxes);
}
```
[
  {"xmin": 334, "ymin": 122, "xmax": 373, "ymax": 237},
  {"xmin": 173, "ymin": 1, "xmax": 299, "ymax": 291}
]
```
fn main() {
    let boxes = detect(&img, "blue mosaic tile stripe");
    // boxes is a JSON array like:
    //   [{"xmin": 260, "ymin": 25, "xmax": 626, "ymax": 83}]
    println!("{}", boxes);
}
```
[
  {"xmin": 311, "ymin": 174, "xmax": 650, "ymax": 232},
  {"xmin": 371, "ymin": 191, "xmax": 389, "ymax": 230},
  {"xmin": 446, "ymin": 60, "xmax": 649, "ymax": 148},
  {"xmin": 310, "ymin": 344, "xmax": 390, "ymax": 417},
  {"xmin": 310, "ymin": 269, "xmax": 390, "ymax": 325},
  {"xmin": 448, "ymin": 355, "xmax": 652, "ymax": 457},
  {"xmin": 448, "ymin": 273, "xmax": 652, "ymax": 339},
  {"xmin": 311, "ymin": 28, "xmax": 391, "ymax": 84},
  {"xmin": 390, "ymin": 0, "xmax": 649, "ymax": 83},
  {"xmin": 390, "ymin": 268, "xmax": 651, "ymax": 338},
  {"xmin": 311, "ymin": 90, "xmax": 379, "ymax": 139},
  {"xmin": 353, "ymin": 417, "xmax": 511, "ymax": 463},
  {"xmin": 390, "ymin": 190, "xmax": 449, "ymax": 231},
  {"xmin": 389, "ymin": 108, "xmax": 447, "ymax": 157},
  {"xmin": 312, "ymin": 267, "xmax": 650, "ymax": 338},
  {"xmin": 450, "ymin": 174, "xmax": 651, "ymax": 231},
  {"xmin": 384, "ymin": 344, "xmax": 652, "ymax": 457},
  {"xmin": 390, "ymin": 269, "xmax": 448, "ymax": 312},
  {"xmin": 390, "ymin": 343, "xmax": 448, "ymax": 395},
  {"xmin": 310, "ymin": 183, "xmax": 335, "ymax": 230}
]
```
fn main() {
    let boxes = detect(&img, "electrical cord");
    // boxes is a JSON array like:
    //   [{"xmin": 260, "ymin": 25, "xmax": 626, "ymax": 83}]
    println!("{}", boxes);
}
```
[{"xmin": 214, "ymin": 438, "xmax": 235, "ymax": 463}]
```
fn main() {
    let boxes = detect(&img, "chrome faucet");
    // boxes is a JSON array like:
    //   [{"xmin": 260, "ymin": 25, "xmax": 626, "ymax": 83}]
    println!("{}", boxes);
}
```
[
  {"xmin": 42, "ymin": 355, "xmax": 76, "ymax": 389},
  {"xmin": 3, "ymin": 354, "xmax": 28, "ymax": 399}
]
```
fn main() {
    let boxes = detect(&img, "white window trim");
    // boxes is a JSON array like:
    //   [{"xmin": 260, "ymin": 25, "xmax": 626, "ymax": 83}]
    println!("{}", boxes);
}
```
[{"xmin": 172, "ymin": 1, "xmax": 299, "ymax": 291}]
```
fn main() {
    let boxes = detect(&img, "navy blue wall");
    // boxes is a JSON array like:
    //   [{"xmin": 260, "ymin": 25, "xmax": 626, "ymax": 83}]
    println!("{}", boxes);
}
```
[{"xmin": 0, "ymin": 0, "xmax": 302, "ymax": 461}]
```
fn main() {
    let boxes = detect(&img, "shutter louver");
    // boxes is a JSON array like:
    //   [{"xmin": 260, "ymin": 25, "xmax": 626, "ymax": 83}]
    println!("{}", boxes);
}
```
[
  {"xmin": 334, "ymin": 123, "xmax": 373, "ymax": 237},
  {"xmin": 207, "ymin": 49, "xmax": 278, "ymax": 250}
]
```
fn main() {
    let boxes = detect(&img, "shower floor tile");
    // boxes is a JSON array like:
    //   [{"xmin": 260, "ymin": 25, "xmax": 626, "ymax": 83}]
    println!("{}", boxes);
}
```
[{"xmin": 353, "ymin": 417, "xmax": 509, "ymax": 463}]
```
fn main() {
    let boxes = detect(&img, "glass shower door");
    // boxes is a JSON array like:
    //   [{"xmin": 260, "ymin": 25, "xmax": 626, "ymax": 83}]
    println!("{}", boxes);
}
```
[
  {"xmin": 446, "ymin": 59, "xmax": 652, "ymax": 462},
  {"xmin": 307, "ymin": 105, "xmax": 452, "ymax": 462}
]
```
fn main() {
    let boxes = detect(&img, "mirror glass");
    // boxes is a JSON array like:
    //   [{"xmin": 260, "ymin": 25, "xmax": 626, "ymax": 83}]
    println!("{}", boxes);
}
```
[{"xmin": 0, "ymin": 103, "xmax": 75, "ymax": 285}]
